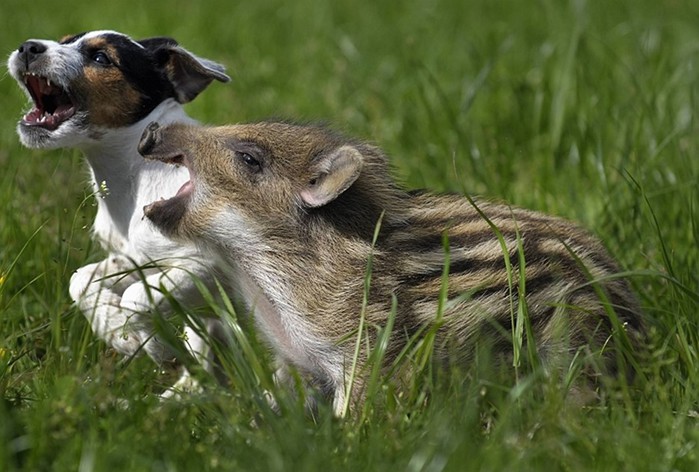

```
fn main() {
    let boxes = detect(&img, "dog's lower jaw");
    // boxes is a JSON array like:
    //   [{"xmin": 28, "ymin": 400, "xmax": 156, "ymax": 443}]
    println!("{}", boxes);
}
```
[{"xmin": 17, "ymin": 111, "xmax": 89, "ymax": 149}]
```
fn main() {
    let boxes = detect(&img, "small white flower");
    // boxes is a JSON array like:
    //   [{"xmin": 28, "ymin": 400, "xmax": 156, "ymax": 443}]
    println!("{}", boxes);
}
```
[{"xmin": 98, "ymin": 180, "xmax": 110, "ymax": 198}]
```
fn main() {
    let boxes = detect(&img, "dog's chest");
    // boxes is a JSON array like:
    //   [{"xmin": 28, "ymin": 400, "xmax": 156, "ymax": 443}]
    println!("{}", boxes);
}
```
[
  {"xmin": 89, "ymin": 148, "xmax": 193, "ymax": 260},
  {"xmin": 93, "ymin": 198, "xmax": 129, "ymax": 253}
]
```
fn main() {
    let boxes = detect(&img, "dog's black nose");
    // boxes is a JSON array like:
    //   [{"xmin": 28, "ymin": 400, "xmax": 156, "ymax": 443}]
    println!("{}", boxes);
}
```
[
  {"xmin": 18, "ymin": 41, "xmax": 47, "ymax": 67},
  {"xmin": 138, "ymin": 122, "xmax": 162, "ymax": 156}
]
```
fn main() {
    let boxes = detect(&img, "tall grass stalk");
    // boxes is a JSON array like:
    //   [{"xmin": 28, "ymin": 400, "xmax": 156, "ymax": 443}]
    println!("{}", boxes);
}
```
[{"xmin": 1, "ymin": 0, "xmax": 698, "ymax": 469}]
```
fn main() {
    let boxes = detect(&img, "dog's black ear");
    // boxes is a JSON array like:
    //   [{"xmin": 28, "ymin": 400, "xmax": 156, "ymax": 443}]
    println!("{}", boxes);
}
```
[
  {"xmin": 140, "ymin": 38, "xmax": 231, "ymax": 103},
  {"xmin": 138, "ymin": 36, "xmax": 179, "ymax": 50}
]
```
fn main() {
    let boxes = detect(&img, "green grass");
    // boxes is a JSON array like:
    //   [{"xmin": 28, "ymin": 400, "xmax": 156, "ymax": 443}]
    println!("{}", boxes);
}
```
[{"xmin": 1, "ymin": 0, "xmax": 699, "ymax": 469}]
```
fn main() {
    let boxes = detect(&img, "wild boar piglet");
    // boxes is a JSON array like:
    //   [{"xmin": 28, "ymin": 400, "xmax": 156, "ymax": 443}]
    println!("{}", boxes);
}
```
[{"xmin": 139, "ymin": 121, "xmax": 645, "ymax": 415}]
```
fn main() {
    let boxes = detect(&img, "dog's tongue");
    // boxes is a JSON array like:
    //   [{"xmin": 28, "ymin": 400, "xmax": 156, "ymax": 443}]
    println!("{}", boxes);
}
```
[{"xmin": 23, "ymin": 103, "xmax": 75, "ymax": 130}]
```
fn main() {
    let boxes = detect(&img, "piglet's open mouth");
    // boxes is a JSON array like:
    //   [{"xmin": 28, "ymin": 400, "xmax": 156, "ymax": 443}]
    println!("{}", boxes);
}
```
[
  {"xmin": 142, "ymin": 152, "xmax": 195, "ymax": 221},
  {"xmin": 139, "ymin": 121, "xmax": 195, "ymax": 222},
  {"xmin": 163, "ymin": 154, "xmax": 195, "ymax": 199},
  {"xmin": 21, "ymin": 73, "xmax": 76, "ymax": 130}
]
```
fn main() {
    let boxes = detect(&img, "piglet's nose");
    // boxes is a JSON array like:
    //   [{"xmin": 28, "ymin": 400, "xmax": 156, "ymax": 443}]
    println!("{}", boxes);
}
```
[
  {"xmin": 18, "ymin": 41, "xmax": 47, "ymax": 67},
  {"xmin": 138, "ymin": 122, "xmax": 162, "ymax": 156}
]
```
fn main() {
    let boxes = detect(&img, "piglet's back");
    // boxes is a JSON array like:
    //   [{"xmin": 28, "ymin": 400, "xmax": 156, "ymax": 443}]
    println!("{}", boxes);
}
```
[{"xmin": 372, "ymin": 191, "xmax": 644, "ymax": 377}]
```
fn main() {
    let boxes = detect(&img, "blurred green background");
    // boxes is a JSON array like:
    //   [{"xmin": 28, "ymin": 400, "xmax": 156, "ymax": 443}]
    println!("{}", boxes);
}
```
[{"xmin": 1, "ymin": 0, "xmax": 698, "ymax": 470}]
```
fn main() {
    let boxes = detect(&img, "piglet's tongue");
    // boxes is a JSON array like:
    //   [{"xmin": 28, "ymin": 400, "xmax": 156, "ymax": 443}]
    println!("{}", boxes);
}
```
[{"xmin": 176, "ymin": 180, "xmax": 193, "ymax": 197}]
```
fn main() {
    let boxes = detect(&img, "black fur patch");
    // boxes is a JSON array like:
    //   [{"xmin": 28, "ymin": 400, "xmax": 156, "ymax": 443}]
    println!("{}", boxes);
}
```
[
  {"xmin": 59, "ymin": 32, "xmax": 86, "ymax": 44},
  {"xmin": 80, "ymin": 33, "xmax": 178, "ymax": 122}
]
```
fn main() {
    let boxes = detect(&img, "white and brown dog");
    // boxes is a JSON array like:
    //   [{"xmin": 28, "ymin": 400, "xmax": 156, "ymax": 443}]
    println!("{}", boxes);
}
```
[{"xmin": 8, "ymin": 30, "xmax": 231, "ymax": 395}]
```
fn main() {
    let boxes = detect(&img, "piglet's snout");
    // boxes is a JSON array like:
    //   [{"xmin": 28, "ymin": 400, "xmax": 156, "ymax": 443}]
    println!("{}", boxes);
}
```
[{"xmin": 138, "ymin": 121, "xmax": 162, "ymax": 157}]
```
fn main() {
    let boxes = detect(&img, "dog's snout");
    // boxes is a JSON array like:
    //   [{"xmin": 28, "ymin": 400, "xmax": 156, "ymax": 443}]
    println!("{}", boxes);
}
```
[
  {"xmin": 138, "ymin": 122, "xmax": 162, "ymax": 156},
  {"xmin": 18, "ymin": 41, "xmax": 47, "ymax": 67}
]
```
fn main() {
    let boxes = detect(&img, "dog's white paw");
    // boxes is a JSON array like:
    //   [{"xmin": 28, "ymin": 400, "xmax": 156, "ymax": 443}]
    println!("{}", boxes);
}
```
[
  {"xmin": 106, "ymin": 330, "xmax": 145, "ymax": 357},
  {"xmin": 160, "ymin": 369, "xmax": 203, "ymax": 400},
  {"xmin": 69, "ymin": 262, "xmax": 103, "ymax": 302}
]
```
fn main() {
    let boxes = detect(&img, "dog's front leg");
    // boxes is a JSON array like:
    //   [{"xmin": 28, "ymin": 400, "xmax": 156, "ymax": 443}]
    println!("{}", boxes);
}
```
[
  {"xmin": 71, "ymin": 256, "xmax": 226, "ymax": 395},
  {"xmin": 118, "ymin": 262, "xmax": 225, "ymax": 396},
  {"xmin": 69, "ymin": 254, "xmax": 140, "ymax": 300},
  {"xmin": 70, "ymin": 255, "xmax": 153, "ymax": 355}
]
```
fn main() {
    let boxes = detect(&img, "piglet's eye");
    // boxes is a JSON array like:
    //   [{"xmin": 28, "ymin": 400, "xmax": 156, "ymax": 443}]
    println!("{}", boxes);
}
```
[
  {"xmin": 237, "ymin": 151, "xmax": 261, "ymax": 172},
  {"xmin": 92, "ymin": 51, "xmax": 112, "ymax": 65}
]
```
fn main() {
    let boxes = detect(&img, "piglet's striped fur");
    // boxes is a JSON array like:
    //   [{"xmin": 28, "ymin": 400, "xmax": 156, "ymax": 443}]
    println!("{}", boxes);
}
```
[{"xmin": 140, "ymin": 121, "xmax": 646, "ymax": 415}]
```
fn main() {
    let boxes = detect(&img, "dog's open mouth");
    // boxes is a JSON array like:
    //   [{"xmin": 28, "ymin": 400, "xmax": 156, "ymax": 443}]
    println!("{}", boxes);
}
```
[{"xmin": 21, "ymin": 73, "xmax": 76, "ymax": 130}]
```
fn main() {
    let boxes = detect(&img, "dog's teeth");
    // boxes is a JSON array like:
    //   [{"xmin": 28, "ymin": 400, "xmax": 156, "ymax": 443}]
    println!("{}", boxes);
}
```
[{"xmin": 47, "ymin": 78, "xmax": 52, "ymax": 87}]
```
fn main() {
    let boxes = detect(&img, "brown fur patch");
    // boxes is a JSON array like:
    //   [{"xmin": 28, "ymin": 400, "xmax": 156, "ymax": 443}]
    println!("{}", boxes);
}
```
[
  {"xmin": 140, "ymin": 122, "xmax": 647, "ymax": 409},
  {"xmin": 74, "ymin": 38, "xmax": 143, "ymax": 128}
]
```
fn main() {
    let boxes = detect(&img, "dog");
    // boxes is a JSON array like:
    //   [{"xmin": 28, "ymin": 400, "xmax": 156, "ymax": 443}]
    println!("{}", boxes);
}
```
[{"xmin": 8, "ymin": 30, "xmax": 231, "ymax": 395}]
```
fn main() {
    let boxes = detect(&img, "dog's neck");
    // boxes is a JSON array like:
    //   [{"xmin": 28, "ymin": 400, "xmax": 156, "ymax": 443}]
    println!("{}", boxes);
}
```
[
  {"xmin": 81, "ymin": 99, "xmax": 191, "ymax": 182},
  {"xmin": 80, "ymin": 99, "xmax": 196, "ymax": 251}
]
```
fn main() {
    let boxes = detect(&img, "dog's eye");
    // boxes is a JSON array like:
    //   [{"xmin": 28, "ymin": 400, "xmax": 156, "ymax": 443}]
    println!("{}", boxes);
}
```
[
  {"xmin": 237, "ymin": 151, "xmax": 261, "ymax": 172},
  {"xmin": 92, "ymin": 51, "xmax": 112, "ymax": 65}
]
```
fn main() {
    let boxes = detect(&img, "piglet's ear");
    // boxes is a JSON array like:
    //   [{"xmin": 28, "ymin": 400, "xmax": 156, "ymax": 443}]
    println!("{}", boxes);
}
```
[
  {"xmin": 300, "ymin": 146, "xmax": 363, "ymax": 208},
  {"xmin": 141, "ymin": 38, "xmax": 231, "ymax": 103}
]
